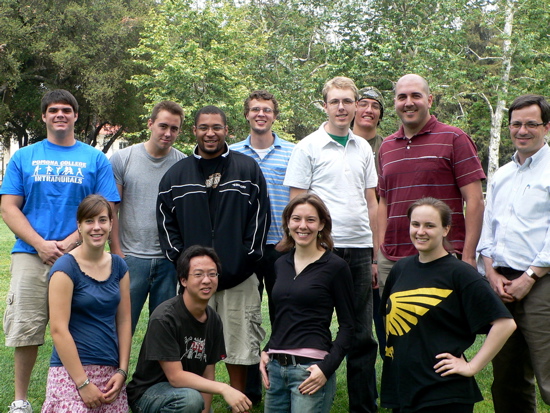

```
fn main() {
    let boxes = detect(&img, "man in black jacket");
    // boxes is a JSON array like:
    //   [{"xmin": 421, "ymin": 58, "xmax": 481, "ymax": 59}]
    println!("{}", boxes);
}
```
[{"xmin": 157, "ymin": 105, "xmax": 270, "ymax": 395}]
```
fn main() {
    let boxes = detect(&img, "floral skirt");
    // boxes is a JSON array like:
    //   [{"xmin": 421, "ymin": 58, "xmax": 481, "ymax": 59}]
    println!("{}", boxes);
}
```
[{"xmin": 42, "ymin": 365, "xmax": 128, "ymax": 413}]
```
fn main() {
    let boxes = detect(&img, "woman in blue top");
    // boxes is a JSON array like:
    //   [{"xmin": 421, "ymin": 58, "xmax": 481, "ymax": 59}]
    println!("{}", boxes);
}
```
[{"xmin": 42, "ymin": 194, "xmax": 131, "ymax": 412}]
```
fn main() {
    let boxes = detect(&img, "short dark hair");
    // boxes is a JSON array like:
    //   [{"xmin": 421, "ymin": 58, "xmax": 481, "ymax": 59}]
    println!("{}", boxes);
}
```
[
  {"xmin": 194, "ymin": 105, "xmax": 227, "ymax": 126},
  {"xmin": 41, "ymin": 89, "xmax": 79, "ymax": 114},
  {"xmin": 150, "ymin": 101, "xmax": 185, "ymax": 126},
  {"xmin": 508, "ymin": 94, "xmax": 550, "ymax": 125},
  {"xmin": 280, "ymin": 193, "xmax": 334, "ymax": 251},
  {"xmin": 76, "ymin": 194, "xmax": 112, "ymax": 223},
  {"xmin": 243, "ymin": 90, "xmax": 280, "ymax": 118},
  {"xmin": 177, "ymin": 245, "xmax": 222, "ymax": 294}
]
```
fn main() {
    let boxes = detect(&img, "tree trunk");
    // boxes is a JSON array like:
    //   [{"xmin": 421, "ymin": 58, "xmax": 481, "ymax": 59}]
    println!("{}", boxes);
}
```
[{"xmin": 486, "ymin": 0, "xmax": 515, "ymax": 190}]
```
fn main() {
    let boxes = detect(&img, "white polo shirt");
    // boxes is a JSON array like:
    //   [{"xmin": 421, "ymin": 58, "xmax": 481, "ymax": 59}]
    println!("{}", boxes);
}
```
[{"xmin": 284, "ymin": 122, "xmax": 377, "ymax": 248}]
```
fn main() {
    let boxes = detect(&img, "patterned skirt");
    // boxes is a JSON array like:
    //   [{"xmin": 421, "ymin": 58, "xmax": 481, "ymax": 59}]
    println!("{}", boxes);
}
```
[{"xmin": 42, "ymin": 365, "xmax": 128, "ymax": 413}]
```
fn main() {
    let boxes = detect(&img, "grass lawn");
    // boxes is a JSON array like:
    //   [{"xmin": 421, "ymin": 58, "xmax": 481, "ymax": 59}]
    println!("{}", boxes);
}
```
[{"xmin": 0, "ymin": 218, "xmax": 548, "ymax": 412}]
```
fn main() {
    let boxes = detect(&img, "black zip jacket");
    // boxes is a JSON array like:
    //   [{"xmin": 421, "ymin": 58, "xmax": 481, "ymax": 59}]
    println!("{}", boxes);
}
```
[{"xmin": 157, "ymin": 145, "xmax": 270, "ymax": 291}]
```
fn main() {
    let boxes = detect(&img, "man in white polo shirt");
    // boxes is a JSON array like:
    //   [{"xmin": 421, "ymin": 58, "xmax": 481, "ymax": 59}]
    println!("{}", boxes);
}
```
[{"xmin": 284, "ymin": 76, "xmax": 379, "ymax": 413}]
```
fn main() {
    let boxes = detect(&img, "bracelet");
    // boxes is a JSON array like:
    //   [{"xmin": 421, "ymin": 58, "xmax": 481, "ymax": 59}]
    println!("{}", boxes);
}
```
[
  {"xmin": 77, "ymin": 378, "xmax": 90, "ymax": 390},
  {"xmin": 116, "ymin": 368, "xmax": 128, "ymax": 380},
  {"xmin": 372, "ymin": 260, "xmax": 378, "ymax": 264}
]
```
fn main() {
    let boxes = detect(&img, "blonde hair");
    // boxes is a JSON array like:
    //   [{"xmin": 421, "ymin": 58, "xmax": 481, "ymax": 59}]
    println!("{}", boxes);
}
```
[{"xmin": 322, "ymin": 77, "xmax": 359, "ymax": 102}]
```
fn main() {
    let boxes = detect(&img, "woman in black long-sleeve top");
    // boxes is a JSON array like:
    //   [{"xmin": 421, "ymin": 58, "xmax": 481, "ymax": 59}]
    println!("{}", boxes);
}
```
[{"xmin": 259, "ymin": 193, "xmax": 355, "ymax": 413}]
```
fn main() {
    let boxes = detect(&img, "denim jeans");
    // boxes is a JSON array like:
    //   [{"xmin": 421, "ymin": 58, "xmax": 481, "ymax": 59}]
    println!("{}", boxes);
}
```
[
  {"xmin": 131, "ymin": 381, "xmax": 204, "ymax": 413},
  {"xmin": 264, "ymin": 359, "xmax": 336, "ymax": 413},
  {"xmin": 125, "ymin": 255, "xmax": 178, "ymax": 333},
  {"xmin": 334, "ymin": 247, "xmax": 378, "ymax": 413}
]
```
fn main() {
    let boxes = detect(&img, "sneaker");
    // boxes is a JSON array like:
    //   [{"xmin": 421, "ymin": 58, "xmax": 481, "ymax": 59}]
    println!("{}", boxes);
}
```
[{"xmin": 8, "ymin": 400, "xmax": 32, "ymax": 413}]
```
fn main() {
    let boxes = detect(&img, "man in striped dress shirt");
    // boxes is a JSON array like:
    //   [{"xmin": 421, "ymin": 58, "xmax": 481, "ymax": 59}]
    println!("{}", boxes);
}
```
[
  {"xmin": 229, "ymin": 90, "xmax": 295, "ymax": 405},
  {"xmin": 377, "ymin": 74, "xmax": 486, "ymax": 297}
]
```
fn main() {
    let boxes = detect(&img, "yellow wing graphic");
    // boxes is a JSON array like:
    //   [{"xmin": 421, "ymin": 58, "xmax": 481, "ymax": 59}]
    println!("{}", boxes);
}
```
[{"xmin": 386, "ymin": 287, "xmax": 452, "ymax": 338}]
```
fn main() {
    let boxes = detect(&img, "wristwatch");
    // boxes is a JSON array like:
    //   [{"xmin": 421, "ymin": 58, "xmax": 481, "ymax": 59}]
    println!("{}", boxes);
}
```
[{"xmin": 525, "ymin": 268, "xmax": 540, "ymax": 282}]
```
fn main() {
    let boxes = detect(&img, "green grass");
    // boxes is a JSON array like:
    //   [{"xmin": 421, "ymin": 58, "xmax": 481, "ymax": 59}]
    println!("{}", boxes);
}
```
[{"xmin": 0, "ymin": 218, "xmax": 548, "ymax": 412}]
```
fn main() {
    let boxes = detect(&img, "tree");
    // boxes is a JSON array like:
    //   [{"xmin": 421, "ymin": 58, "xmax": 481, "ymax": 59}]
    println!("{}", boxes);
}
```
[
  {"xmin": 131, "ymin": 0, "xmax": 338, "ymax": 142},
  {"xmin": 327, "ymin": 0, "xmax": 550, "ymax": 180},
  {"xmin": 0, "ymin": 0, "xmax": 152, "ymax": 151}
]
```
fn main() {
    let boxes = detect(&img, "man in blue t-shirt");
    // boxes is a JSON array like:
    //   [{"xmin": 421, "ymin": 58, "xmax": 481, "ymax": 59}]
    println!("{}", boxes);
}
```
[{"xmin": 0, "ymin": 89, "xmax": 120, "ymax": 413}]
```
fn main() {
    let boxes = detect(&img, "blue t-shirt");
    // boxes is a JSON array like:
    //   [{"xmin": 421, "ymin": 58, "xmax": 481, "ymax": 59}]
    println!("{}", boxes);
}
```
[
  {"xmin": 0, "ymin": 139, "xmax": 120, "ymax": 254},
  {"xmin": 49, "ymin": 253, "xmax": 128, "ymax": 367}
]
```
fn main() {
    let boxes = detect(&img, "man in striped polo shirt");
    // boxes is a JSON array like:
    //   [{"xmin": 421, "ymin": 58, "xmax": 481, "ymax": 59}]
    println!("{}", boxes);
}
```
[
  {"xmin": 229, "ymin": 90, "xmax": 295, "ymax": 405},
  {"xmin": 377, "ymin": 74, "xmax": 486, "ymax": 297}
]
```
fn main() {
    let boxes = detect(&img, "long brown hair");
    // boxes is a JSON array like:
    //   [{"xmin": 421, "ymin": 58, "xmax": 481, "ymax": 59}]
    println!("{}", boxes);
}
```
[{"xmin": 280, "ymin": 193, "xmax": 333, "ymax": 251}]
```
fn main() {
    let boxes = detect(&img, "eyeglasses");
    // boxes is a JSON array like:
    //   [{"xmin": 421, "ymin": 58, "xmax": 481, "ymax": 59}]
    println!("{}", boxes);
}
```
[
  {"xmin": 190, "ymin": 271, "xmax": 219, "ymax": 279},
  {"xmin": 249, "ymin": 107, "xmax": 274, "ymax": 114},
  {"xmin": 327, "ymin": 98, "xmax": 356, "ymax": 107},
  {"xmin": 357, "ymin": 100, "xmax": 381, "ymax": 110},
  {"xmin": 196, "ymin": 125, "xmax": 225, "ymax": 132},
  {"xmin": 509, "ymin": 122, "xmax": 546, "ymax": 130}
]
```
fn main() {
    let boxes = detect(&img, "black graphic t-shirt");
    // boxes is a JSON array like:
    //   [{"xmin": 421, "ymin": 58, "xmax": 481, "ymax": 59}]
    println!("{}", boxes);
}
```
[
  {"xmin": 380, "ymin": 254, "xmax": 511, "ymax": 412},
  {"xmin": 126, "ymin": 296, "xmax": 225, "ymax": 404}
]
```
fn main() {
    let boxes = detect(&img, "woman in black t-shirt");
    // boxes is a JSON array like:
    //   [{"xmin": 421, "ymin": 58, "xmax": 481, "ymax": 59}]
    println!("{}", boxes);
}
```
[{"xmin": 380, "ymin": 197, "xmax": 516, "ymax": 413}]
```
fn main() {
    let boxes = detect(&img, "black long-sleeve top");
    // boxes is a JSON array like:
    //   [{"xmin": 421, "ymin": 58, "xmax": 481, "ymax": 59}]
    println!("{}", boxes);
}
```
[{"xmin": 266, "ymin": 249, "xmax": 355, "ymax": 378}]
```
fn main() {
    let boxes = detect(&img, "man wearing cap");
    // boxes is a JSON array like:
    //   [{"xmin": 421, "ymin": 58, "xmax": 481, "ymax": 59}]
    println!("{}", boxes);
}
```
[
  {"xmin": 353, "ymin": 87, "xmax": 385, "ymax": 174},
  {"xmin": 353, "ymin": 86, "xmax": 386, "ymax": 358}
]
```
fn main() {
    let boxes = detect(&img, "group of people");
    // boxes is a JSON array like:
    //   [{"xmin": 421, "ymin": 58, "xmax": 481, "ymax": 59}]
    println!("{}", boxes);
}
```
[{"xmin": 0, "ymin": 73, "xmax": 548, "ymax": 413}]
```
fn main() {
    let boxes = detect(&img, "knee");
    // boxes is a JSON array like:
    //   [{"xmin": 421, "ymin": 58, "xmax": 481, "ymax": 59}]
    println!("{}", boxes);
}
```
[
  {"xmin": 182, "ymin": 390, "xmax": 205, "ymax": 413},
  {"xmin": 540, "ymin": 387, "xmax": 550, "ymax": 406}
]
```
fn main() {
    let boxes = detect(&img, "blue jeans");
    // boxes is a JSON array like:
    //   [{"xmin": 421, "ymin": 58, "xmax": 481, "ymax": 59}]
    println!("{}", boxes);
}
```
[
  {"xmin": 131, "ymin": 382, "xmax": 204, "ymax": 413},
  {"xmin": 334, "ymin": 247, "xmax": 378, "ymax": 413},
  {"xmin": 126, "ymin": 256, "xmax": 178, "ymax": 333},
  {"xmin": 265, "ymin": 359, "xmax": 336, "ymax": 413}
]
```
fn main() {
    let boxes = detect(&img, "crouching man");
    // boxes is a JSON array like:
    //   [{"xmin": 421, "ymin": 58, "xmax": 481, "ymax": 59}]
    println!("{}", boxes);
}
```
[{"xmin": 126, "ymin": 245, "xmax": 252, "ymax": 413}]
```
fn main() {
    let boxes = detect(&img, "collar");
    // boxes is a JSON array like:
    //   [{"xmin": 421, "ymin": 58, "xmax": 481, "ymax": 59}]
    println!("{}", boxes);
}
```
[
  {"xmin": 317, "ymin": 122, "xmax": 359, "ymax": 148},
  {"xmin": 193, "ymin": 142, "xmax": 230, "ymax": 160},
  {"xmin": 243, "ymin": 132, "xmax": 281, "ymax": 149},
  {"xmin": 394, "ymin": 115, "xmax": 438, "ymax": 140},
  {"xmin": 512, "ymin": 143, "xmax": 550, "ymax": 168}
]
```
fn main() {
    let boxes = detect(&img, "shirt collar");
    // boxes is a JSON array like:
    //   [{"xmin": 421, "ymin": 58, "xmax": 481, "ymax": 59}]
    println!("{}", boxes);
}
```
[
  {"xmin": 243, "ymin": 132, "xmax": 281, "ymax": 149},
  {"xmin": 318, "ymin": 122, "xmax": 357, "ymax": 148},
  {"xmin": 395, "ymin": 115, "xmax": 437, "ymax": 140},
  {"xmin": 193, "ymin": 142, "xmax": 230, "ymax": 159},
  {"xmin": 512, "ymin": 143, "xmax": 550, "ymax": 168}
]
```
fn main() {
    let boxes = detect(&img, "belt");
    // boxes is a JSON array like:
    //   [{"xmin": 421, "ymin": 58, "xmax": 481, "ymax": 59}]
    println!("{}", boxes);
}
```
[
  {"xmin": 496, "ymin": 267, "xmax": 524, "ymax": 280},
  {"xmin": 269, "ymin": 353, "xmax": 318, "ymax": 366}
]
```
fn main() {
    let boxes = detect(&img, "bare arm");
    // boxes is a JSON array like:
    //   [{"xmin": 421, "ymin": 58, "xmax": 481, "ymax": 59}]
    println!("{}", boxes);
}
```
[
  {"xmin": 160, "ymin": 360, "xmax": 251, "ymax": 413},
  {"xmin": 108, "ymin": 189, "xmax": 124, "ymax": 257},
  {"xmin": 365, "ymin": 188, "xmax": 379, "ymax": 285},
  {"xmin": 481, "ymin": 255, "xmax": 514, "ymax": 303},
  {"xmin": 434, "ymin": 317, "xmax": 516, "ymax": 377},
  {"xmin": 49, "ymin": 271, "xmax": 106, "ymax": 407},
  {"xmin": 289, "ymin": 187, "xmax": 307, "ymax": 200},
  {"xmin": 1, "ymin": 194, "xmax": 65, "ymax": 265},
  {"xmin": 201, "ymin": 365, "xmax": 215, "ymax": 413},
  {"xmin": 505, "ymin": 266, "xmax": 550, "ymax": 301},
  {"xmin": 460, "ymin": 180, "xmax": 484, "ymax": 267},
  {"xmin": 104, "ymin": 271, "xmax": 131, "ymax": 403},
  {"xmin": 377, "ymin": 195, "xmax": 388, "ymax": 253}
]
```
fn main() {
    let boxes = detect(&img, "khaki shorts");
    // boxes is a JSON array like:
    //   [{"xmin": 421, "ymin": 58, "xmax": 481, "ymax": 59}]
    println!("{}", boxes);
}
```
[
  {"xmin": 4, "ymin": 253, "xmax": 51, "ymax": 347},
  {"xmin": 377, "ymin": 249, "xmax": 396, "ymax": 299},
  {"xmin": 209, "ymin": 275, "xmax": 265, "ymax": 365}
]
